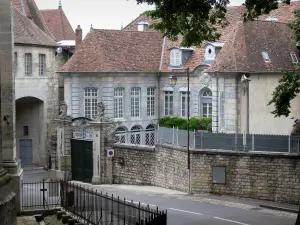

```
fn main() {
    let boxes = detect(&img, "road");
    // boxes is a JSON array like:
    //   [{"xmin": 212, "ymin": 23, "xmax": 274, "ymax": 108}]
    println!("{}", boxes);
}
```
[{"xmin": 22, "ymin": 170, "xmax": 297, "ymax": 225}]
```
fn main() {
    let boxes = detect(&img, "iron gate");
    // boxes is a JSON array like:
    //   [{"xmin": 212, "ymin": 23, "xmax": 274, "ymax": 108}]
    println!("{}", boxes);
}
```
[{"xmin": 71, "ymin": 139, "xmax": 93, "ymax": 183}]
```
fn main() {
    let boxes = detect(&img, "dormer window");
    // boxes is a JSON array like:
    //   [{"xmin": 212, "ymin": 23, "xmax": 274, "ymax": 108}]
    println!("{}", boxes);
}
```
[
  {"xmin": 137, "ymin": 21, "xmax": 149, "ymax": 32},
  {"xmin": 203, "ymin": 42, "xmax": 224, "ymax": 65},
  {"xmin": 266, "ymin": 17, "xmax": 278, "ymax": 22},
  {"xmin": 291, "ymin": 52, "xmax": 299, "ymax": 64},
  {"xmin": 170, "ymin": 49, "xmax": 182, "ymax": 67},
  {"xmin": 261, "ymin": 51, "xmax": 271, "ymax": 62}
]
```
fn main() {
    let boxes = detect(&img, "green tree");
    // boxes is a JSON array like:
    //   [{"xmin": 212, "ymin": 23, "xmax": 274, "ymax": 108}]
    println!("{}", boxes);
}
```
[
  {"xmin": 268, "ymin": 10, "xmax": 300, "ymax": 117},
  {"xmin": 136, "ymin": 0, "xmax": 290, "ymax": 46}
]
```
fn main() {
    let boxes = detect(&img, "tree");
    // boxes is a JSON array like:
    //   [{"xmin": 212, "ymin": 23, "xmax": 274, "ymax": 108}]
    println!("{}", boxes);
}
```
[
  {"xmin": 268, "ymin": 10, "xmax": 300, "ymax": 118},
  {"xmin": 136, "ymin": 0, "xmax": 290, "ymax": 46}
]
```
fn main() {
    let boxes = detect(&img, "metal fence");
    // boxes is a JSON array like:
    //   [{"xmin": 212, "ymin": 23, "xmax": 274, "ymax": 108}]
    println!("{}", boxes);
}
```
[
  {"xmin": 21, "ymin": 180, "xmax": 167, "ymax": 225},
  {"xmin": 157, "ymin": 126, "xmax": 300, "ymax": 153}
]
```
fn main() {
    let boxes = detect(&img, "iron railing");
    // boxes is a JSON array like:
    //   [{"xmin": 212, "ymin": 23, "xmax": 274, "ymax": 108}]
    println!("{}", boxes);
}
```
[{"xmin": 21, "ymin": 180, "xmax": 167, "ymax": 225}]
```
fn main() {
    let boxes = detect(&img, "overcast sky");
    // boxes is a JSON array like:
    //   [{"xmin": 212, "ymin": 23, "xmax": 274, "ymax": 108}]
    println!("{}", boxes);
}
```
[{"xmin": 35, "ymin": 0, "xmax": 245, "ymax": 38}]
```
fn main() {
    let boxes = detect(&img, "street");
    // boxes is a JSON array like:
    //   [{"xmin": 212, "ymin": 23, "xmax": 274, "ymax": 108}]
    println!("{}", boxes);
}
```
[{"xmin": 23, "ymin": 169, "xmax": 297, "ymax": 225}]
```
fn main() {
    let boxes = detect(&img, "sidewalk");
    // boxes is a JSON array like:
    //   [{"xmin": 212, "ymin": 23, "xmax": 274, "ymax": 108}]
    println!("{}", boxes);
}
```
[{"xmin": 70, "ymin": 181, "xmax": 299, "ymax": 215}]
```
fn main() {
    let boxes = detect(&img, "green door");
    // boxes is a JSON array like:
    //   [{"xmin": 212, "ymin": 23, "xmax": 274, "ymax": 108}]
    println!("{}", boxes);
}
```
[{"xmin": 71, "ymin": 139, "xmax": 93, "ymax": 183}]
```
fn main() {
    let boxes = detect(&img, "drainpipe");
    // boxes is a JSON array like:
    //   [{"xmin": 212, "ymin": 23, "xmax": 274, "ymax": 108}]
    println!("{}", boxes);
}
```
[
  {"xmin": 216, "ymin": 75, "xmax": 219, "ymax": 132},
  {"xmin": 235, "ymin": 76, "xmax": 239, "ymax": 134},
  {"xmin": 247, "ymin": 79, "xmax": 250, "ymax": 134},
  {"xmin": 158, "ymin": 36, "xmax": 167, "ymax": 120}
]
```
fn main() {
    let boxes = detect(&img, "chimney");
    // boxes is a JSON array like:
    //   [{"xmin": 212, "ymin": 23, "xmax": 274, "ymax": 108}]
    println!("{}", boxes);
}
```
[{"xmin": 75, "ymin": 25, "xmax": 82, "ymax": 49}]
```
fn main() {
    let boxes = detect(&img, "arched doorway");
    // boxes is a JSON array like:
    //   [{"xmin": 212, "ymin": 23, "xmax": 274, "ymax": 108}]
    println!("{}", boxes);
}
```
[{"xmin": 16, "ymin": 97, "xmax": 44, "ymax": 166}]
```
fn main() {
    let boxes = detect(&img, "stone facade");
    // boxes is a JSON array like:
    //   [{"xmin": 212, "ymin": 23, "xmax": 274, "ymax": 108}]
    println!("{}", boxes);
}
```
[
  {"xmin": 112, "ymin": 144, "xmax": 300, "ymax": 203},
  {"xmin": 14, "ymin": 45, "xmax": 60, "ymax": 166}
]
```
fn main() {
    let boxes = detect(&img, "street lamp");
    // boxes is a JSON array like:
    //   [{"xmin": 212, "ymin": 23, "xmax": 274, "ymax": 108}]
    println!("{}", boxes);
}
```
[{"xmin": 169, "ymin": 68, "xmax": 191, "ymax": 195}]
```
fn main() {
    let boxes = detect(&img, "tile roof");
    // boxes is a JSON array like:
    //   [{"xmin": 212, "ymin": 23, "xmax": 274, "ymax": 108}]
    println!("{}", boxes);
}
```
[
  {"xmin": 41, "ymin": 9, "xmax": 75, "ymax": 41},
  {"xmin": 14, "ymin": 7, "xmax": 57, "ymax": 47},
  {"xmin": 13, "ymin": 0, "xmax": 55, "ymax": 39},
  {"xmin": 207, "ymin": 21, "xmax": 298, "ymax": 73},
  {"xmin": 61, "ymin": 30, "xmax": 163, "ymax": 72}
]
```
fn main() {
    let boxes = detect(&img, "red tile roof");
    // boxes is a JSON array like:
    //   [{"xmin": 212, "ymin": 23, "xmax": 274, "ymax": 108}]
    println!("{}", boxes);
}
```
[
  {"xmin": 13, "ymin": 0, "xmax": 55, "ymax": 40},
  {"xmin": 41, "ymin": 9, "xmax": 75, "ymax": 41},
  {"xmin": 61, "ymin": 30, "xmax": 163, "ymax": 72},
  {"xmin": 14, "ymin": 7, "xmax": 57, "ymax": 47},
  {"xmin": 208, "ymin": 21, "xmax": 298, "ymax": 73}
]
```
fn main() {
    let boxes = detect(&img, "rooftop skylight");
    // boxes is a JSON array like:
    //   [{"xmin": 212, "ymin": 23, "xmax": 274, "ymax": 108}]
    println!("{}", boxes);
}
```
[{"xmin": 261, "ymin": 51, "xmax": 271, "ymax": 62}]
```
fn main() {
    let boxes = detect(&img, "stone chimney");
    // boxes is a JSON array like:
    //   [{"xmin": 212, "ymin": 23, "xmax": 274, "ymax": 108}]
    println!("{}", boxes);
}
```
[{"xmin": 75, "ymin": 25, "xmax": 82, "ymax": 49}]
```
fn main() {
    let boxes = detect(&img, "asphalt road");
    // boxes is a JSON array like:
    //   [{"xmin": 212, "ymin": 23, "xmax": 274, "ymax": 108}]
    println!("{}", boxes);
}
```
[{"xmin": 22, "ymin": 170, "xmax": 297, "ymax": 225}]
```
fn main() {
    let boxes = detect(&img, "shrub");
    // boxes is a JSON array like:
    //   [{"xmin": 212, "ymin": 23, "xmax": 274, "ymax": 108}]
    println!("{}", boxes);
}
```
[{"xmin": 159, "ymin": 117, "xmax": 212, "ymax": 132}]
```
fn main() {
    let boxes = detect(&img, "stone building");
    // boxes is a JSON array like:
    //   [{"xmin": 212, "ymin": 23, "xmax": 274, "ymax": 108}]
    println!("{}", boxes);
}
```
[
  {"xmin": 0, "ymin": 0, "xmax": 22, "ymax": 223},
  {"xmin": 207, "ymin": 20, "xmax": 300, "ymax": 135},
  {"xmin": 12, "ymin": 0, "xmax": 75, "ymax": 167}
]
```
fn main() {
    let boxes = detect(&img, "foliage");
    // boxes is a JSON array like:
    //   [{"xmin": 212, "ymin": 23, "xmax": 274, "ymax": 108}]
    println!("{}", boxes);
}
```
[
  {"xmin": 268, "ymin": 10, "xmax": 300, "ymax": 117},
  {"xmin": 136, "ymin": 0, "xmax": 290, "ymax": 46},
  {"xmin": 159, "ymin": 117, "xmax": 212, "ymax": 132}
]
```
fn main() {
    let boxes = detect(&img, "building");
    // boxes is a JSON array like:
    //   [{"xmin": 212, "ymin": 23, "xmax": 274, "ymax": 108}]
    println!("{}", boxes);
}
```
[
  {"xmin": 13, "ymin": 0, "xmax": 75, "ymax": 167},
  {"xmin": 207, "ymin": 20, "xmax": 300, "ymax": 135}
]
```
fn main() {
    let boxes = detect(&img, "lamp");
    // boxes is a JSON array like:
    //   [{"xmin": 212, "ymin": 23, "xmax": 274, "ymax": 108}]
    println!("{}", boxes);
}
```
[{"xmin": 169, "ymin": 75, "xmax": 177, "ymax": 86}]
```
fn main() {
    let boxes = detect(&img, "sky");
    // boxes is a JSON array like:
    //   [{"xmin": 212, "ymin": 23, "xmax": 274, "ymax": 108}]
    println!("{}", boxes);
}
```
[{"xmin": 35, "ymin": 0, "xmax": 245, "ymax": 38}]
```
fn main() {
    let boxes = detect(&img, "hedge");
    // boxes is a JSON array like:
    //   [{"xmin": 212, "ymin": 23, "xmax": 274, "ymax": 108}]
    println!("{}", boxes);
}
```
[{"xmin": 159, "ymin": 117, "xmax": 212, "ymax": 132}]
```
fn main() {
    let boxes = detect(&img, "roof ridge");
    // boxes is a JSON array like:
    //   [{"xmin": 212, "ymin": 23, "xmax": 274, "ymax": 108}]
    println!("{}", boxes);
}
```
[{"xmin": 93, "ymin": 28, "xmax": 159, "ymax": 33}]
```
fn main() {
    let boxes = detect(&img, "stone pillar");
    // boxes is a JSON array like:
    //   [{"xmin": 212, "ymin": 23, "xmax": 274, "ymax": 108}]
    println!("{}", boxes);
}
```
[
  {"xmin": 51, "ymin": 117, "xmax": 72, "ymax": 181},
  {"xmin": 90, "ymin": 122, "xmax": 102, "ymax": 184},
  {"xmin": 0, "ymin": 0, "xmax": 19, "ymax": 222}
]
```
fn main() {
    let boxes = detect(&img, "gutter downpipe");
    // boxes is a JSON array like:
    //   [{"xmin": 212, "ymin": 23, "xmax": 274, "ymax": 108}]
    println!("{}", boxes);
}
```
[{"xmin": 158, "ymin": 36, "xmax": 167, "ymax": 120}]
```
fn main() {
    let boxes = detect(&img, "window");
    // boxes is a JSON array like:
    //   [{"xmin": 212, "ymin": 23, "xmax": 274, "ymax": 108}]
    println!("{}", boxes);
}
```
[
  {"xmin": 24, "ymin": 53, "xmax": 32, "ymax": 76},
  {"xmin": 200, "ymin": 89, "xmax": 212, "ymax": 118},
  {"xmin": 115, "ymin": 127, "xmax": 127, "ymax": 143},
  {"xmin": 164, "ymin": 91, "xmax": 173, "ymax": 116},
  {"xmin": 130, "ymin": 125, "xmax": 141, "ymax": 145},
  {"xmin": 145, "ymin": 124, "xmax": 155, "ymax": 146},
  {"xmin": 14, "ymin": 52, "xmax": 18, "ymax": 65},
  {"xmin": 39, "ymin": 54, "xmax": 46, "ymax": 75},
  {"xmin": 23, "ymin": 126, "xmax": 29, "ymax": 136},
  {"xmin": 261, "ymin": 51, "xmax": 271, "ymax": 62},
  {"xmin": 170, "ymin": 49, "xmax": 182, "ymax": 66},
  {"xmin": 84, "ymin": 88, "xmax": 98, "ymax": 119},
  {"xmin": 181, "ymin": 91, "xmax": 190, "ymax": 117},
  {"xmin": 114, "ymin": 88, "xmax": 124, "ymax": 118},
  {"xmin": 131, "ymin": 87, "xmax": 140, "ymax": 117},
  {"xmin": 291, "ymin": 52, "xmax": 299, "ymax": 64},
  {"xmin": 147, "ymin": 87, "xmax": 155, "ymax": 116}
]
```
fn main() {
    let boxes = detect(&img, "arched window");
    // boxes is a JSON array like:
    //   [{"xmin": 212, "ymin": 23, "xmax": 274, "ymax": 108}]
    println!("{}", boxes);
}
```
[
  {"xmin": 130, "ymin": 125, "xmax": 142, "ymax": 145},
  {"xmin": 200, "ymin": 88, "xmax": 212, "ymax": 118},
  {"xmin": 145, "ymin": 124, "xmax": 156, "ymax": 146},
  {"xmin": 115, "ymin": 127, "xmax": 127, "ymax": 144}
]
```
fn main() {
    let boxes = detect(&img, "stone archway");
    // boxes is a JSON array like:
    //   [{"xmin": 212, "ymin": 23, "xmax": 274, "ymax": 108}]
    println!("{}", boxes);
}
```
[{"xmin": 16, "ymin": 97, "xmax": 44, "ymax": 167}]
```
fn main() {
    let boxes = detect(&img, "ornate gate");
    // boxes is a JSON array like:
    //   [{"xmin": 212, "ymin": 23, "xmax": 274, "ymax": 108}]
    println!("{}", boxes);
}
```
[{"xmin": 71, "ymin": 117, "xmax": 93, "ymax": 183}]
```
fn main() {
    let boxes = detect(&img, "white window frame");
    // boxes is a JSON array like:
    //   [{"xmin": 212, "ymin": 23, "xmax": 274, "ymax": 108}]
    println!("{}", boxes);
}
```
[
  {"xmin": 291, "ymin": 52, "xmax": 299, "ymax": 64},
  {"xmin": 200, "ymin": 89, "xmax": 212, "ymax": 118},
  {"xmin": 147, "ymin": 87, "xmax": 155, "ymax": 116},
  {"xmin": 145, "ymin": 124, "xmax": 156, "ymax": 146},
  {"xmin": 181, "ymin": 91, "xmax": 190, "ymax": 117},
  {"xmin": 115, "ymin": 127, "xmax": 127, "ymax": 143},
  {"xmin": 39, "ymin": 54, "xmax": 46, "ymax": 76},
  {"xmin": 130, "ymin": 87, "xmax": 141, "ymax": 118},
  {"xmin": 170, "ymin": 49, "xmax": 182, "ymax": 66},
  {"xmin": 114, "ymin": 87, "xmax": 124, "ymax": 119},
  {"xmin": 130, "ymin": 125, "xmax": 141, "ymax": 145},
  {"xmin": 84, "ymin": 87, "xmax": 98, "ymax": 119},
  {"xmin": 25, "ymin": 53, "xmax": 32, "ymax": 76},
  {"xmin": 164, "ymin": 91, "xmax": 174, "ymax": 116},
  {"xmin": 261, "ymin": 51, "xmax": 271, "ymax": 62}
]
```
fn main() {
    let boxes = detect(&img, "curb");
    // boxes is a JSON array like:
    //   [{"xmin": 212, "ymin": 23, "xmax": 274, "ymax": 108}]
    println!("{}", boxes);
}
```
[{"xmin": 259, "ymin": 204, "xmax": 299, "ymax": 214}]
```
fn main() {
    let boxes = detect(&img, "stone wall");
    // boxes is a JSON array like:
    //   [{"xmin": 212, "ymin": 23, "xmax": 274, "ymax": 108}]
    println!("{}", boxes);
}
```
[{"xmin": 112, "ymin": 144, "xmax": 300, "ymax": 203}]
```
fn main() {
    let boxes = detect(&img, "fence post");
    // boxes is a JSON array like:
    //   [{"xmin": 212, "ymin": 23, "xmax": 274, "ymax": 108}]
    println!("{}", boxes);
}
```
[
  {"xmin": 252, "ymin": 133, "xmax": 254, "ymax": 151},
  {"xmin": 42, "ymin": 179, "xmax": 46, "ymax": 209},
  {"xmin": 157, "ymin": 124, "xmax": 160, "ymax": 143},
  {"xmin": 176, "ymin": 127, "xmax": 179, "ymax": 146},
  {"xmin": 172, "ymin": 126, "xmax": 175, "ymax": 145},
  {"xmin": 200, "ymin": 132, "xmax": 203, "ymax": 149},
  {"xmin": 289, "ymin": 135, "xmax": 291, "ymax": 153},
  {"xmin": 235, "ymin": 132, "xmax": 238, "ymax": 150},
  {"xmin": 193, "ymin": 129, "xmax": 196, "ymax": 148}
]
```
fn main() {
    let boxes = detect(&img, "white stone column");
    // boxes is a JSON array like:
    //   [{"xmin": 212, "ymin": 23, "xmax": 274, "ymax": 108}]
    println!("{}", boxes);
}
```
[{"xmin": 90, "ymin": 122, "xmax": 102, "ymax": 184}]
